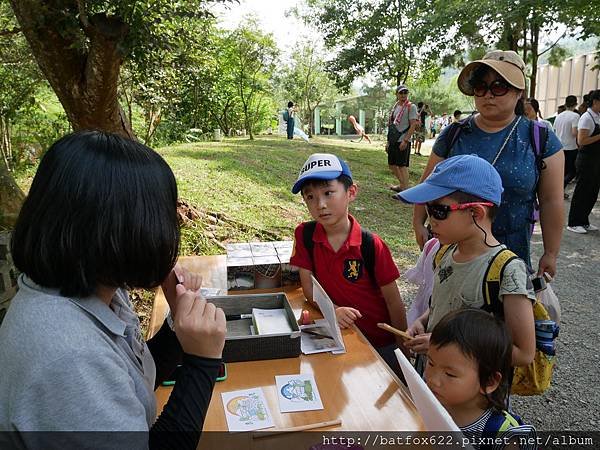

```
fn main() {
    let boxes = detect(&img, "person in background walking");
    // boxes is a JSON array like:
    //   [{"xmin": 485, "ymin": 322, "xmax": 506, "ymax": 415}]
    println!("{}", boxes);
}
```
[
  {"xmin": 386, "ymin": 85, "xmax": 418, "ymax": 192},
  {"xmin": 452, "ymin": 110, "xmax": 462, "ymax": 123},
  {"xmin": 286, "ymin": 101, "xmax": 297, "ymax": 140},
  {"xmin": 524, "ymin": 98, "xmax": 553, "ymax": 129},
  {"xmin": 567, "ymin": 90, "xmax": 600, "ymax": 234},
  {"xmin": 414, "ymin": 102, "xmax": 430, "ymax": 156},
  {"xmin": 553, "ymin": 95, "xmax": 580, "ymax": 197}
]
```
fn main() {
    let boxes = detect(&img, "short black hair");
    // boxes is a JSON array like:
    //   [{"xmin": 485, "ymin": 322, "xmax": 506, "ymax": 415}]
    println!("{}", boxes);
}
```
[
  {"xmin": 11, "ymin": 130, "xmax": 180, "ymax": 297},
  {"xmin": 453, "ymin": 110, "xmax": 462, "ymax": 118},
  {"xmin": 300, "ymin": 175, "xmax": 353, "ymax": 195},
  {"xmin": 469, "ymin": 64, "xmax": 525, "ymax": 116},
  {"xmin": 565, "ymin": 95, "xmax": 577, "ymax": 108},
  {"xmin": 288, "ymin": 101, "xmax": 294, "ymax": 108},
  {"xmin": 447, "ymin": 191, "xmax": 498, "ymax": 221},
  {"xmin": 418, "ymin": 102, "xmax": 424, "ymax": 108},
  {"xmin": 430, "ymin": 308, "xmax": 512, "ymax": 411},
  {"xmin": 586, "ymin": 90, "xmax": 600, "ymax": 107}
]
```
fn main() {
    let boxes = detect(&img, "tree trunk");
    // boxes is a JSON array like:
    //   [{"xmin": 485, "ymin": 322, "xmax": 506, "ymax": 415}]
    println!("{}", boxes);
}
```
[
  {"xmin": 0, "ymin": 162, "xmax": 24, "ymax": 229},
  {"xmin": 530, "ymin": 19, "xmax": 540, "ymax": 99},
  {"xmin": 9, "ymin": 1, "xmax": 134, "ymax": 139}
]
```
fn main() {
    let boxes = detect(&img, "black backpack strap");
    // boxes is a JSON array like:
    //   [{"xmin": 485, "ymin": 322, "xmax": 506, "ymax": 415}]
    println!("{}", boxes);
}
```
[
  {"xmin": 443, "ymin": 117, "xmax": 472, "ymax": 157},
  {"xmin": 529, "ymin": 120, "xmax": 548, "ymax": 173},
  {"xmin": 481, "ymin": 248, "xmax": 519, "ymax": 317},
  {"xmin": 302, "ymin": 221, "xmax": 317, "ymax": 265},
  {"xmin": 360, "ymin": 229, "xmax": 376, "ymax": 282}
]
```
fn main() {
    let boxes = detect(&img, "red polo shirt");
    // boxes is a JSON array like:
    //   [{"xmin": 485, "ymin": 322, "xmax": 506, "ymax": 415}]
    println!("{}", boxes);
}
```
[{"xmin": 290, "ymin": 215, "xmax": 400, "ymax": 347}]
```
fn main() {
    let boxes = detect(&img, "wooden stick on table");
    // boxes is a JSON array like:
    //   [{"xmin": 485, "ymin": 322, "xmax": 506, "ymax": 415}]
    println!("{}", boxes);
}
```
[
  {"xmin": 377, "ymin": 322, "xmax": 414, "ymax": 341},
  {"xmin": 252, "ymin": 419, "xmax": 342, "ymax": 438}
]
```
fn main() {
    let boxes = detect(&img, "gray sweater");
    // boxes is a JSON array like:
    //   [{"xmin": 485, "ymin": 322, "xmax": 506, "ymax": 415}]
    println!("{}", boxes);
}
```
[{"xmin": 0, "ymin": 276, "xmax": 156, "ymax": 435}]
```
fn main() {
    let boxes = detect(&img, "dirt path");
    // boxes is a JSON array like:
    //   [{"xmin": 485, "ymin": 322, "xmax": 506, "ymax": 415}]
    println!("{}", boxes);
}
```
[{"xmin": 511, "ymin": 189, "xmax": 600, "ymax": 430}]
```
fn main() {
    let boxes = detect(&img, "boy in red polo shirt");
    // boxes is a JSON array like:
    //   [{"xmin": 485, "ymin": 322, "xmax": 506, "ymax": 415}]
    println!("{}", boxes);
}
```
[{"xmin": 290, "ymin": 153, "xmax": 408, "ymax": 375}]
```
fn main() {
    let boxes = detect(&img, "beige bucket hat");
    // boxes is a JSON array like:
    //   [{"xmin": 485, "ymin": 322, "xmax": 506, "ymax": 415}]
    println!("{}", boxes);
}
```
[{"xmin": 457, "ymin": 50, "xmax": 526, "ymax": 96}]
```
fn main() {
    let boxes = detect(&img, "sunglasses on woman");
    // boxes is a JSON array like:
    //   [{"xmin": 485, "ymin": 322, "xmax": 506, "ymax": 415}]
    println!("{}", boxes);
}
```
[
  {"xmin": 426, "ymin": 202, "xmax": 494, "ymax": 220},
  {"xmin": 472, "ymin": 80, "xmax": 511, "ymax": 97}
]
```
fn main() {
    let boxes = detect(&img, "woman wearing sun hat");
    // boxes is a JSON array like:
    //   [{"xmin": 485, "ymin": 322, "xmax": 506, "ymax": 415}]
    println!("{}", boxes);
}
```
[{"xmin": 411, "ymin": 50, "xmax": 564, "ymax": 278}]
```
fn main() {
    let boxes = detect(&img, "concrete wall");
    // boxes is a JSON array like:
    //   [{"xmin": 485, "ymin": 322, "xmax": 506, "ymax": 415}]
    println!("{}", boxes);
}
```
[{"xmin": 536, "ymin": 52, "xmax": 600, "ymax": 117}]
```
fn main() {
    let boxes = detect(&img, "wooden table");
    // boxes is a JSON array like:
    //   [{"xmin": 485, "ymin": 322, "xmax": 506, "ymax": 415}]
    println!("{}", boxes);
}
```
[{"xmin": 150, "ymin": 256, "xmax": 424, "ymax": 447}]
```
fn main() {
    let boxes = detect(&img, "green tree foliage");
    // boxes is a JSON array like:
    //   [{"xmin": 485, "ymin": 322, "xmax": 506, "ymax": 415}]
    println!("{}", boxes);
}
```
[
  {"xmin": 8, "ymin": 0, "xmax": 232, "ymax": 137},
  {"xmin": 299, "ymin": 0, "xmax": 433, "ymax": 91},
  {"xmin": 417, "ymin": 0, "xmax": 587, "ymax": 96},
  {"xmin": 277, "ymin": 41, "xmax": 339, "ymax": 136},
  {"xmin": 226, "ymin": 19, "xmax": 279, "ymax": 140}
]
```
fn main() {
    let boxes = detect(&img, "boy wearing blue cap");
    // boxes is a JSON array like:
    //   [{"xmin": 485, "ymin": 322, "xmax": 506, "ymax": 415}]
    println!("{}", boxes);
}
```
[
  {"xmin": 290, "ymin": 153, "xmax": 408, "ymax": 375},
  {"xmin": 394, "ymin": 155, "xmax": 536, "ymax": 368}
]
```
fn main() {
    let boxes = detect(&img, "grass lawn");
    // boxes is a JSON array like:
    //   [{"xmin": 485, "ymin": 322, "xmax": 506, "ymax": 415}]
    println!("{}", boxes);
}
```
[
  {"xmin": 14, "ymin": 134, "xmax": 429, "ymax": 332},
  {"xmin": 15, "ymin": 135, "xmax": 428, "ymax": 266},
  {"xmin": 159, "ymin": 135, "xmax": 427, "ymax": 267}
]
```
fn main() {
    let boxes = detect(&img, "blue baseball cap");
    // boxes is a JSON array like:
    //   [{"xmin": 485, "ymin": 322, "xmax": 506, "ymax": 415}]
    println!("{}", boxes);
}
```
[
  {"xmin": 292, "ymin": 153, "xmax": 353, "ymax": 194},
  {"xmin": 394, "ymin": 154, "xmax": 503, "ymax": 205}
]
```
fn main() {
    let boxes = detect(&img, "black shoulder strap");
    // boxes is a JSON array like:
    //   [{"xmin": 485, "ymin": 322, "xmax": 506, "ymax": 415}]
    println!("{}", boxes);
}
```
[
  {"xmin": 529, "ymin": 120, "xmax": 548, "ymax": 173},
  {"xmin": 481, "ymin": 247, "xmax": 519, "ymax": 317},
  {"xmin": 443, "ymin": 117, "xmax": 472, "ymax": 156},
  {"xmin": 360, "ymin": 229, "xmax": 376, "ymax": 281},
  {"xmin": 302, "ymin": 220, "xmax": 317, "ymax": 258}
]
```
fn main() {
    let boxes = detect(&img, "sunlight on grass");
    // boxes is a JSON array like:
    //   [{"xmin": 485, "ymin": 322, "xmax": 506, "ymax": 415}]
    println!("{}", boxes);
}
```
[{"xmin": 158, "ymin": 135, "xmax": 425, "ymax": 265}]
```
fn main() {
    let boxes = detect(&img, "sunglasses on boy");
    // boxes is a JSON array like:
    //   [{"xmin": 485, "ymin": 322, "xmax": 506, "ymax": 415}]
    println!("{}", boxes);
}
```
[
  {"xmin": 426, "ymin": 202, "xmax": 494, "ymax": 220},
  {"xmin": 472, "ymin": 79, "xmax": 511, "ymax": 97}
]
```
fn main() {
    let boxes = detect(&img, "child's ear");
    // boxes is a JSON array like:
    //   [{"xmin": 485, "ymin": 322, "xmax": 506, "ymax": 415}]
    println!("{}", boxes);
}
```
[
  {"xmin": 348, "ymin": 183, "xmax": 358, "ymax": 200},
  {"xmin": 471, "ymin": 204, "xmax": 487, "ymax": 220},
  {"xmin": 480, "ymin": 371, "xmax": 502, "ymax": 395}
]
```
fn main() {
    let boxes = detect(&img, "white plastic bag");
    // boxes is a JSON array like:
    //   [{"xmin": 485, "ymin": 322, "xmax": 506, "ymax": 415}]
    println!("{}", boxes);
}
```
[{"xmin": 537, "ymin": 283, "xmax": 561, "ymax": 326}]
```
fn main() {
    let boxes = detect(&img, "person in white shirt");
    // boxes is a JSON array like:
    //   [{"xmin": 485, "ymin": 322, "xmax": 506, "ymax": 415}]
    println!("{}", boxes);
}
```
[
  {"xmin": 553, "ymin": 95, "xmax": 580, "ymax": 191},
  {"xmin": 567, "ymin": 90, "xmax": 600, "ymax": 234}
]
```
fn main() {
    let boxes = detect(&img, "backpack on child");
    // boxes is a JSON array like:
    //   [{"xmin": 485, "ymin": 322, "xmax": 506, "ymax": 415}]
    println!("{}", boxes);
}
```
[
  {"xmin": 480, "ymin": 410, "xmax": 526, "ymax": 450},
  {"xmin": 433, "ymin": 244, "xmax": 557, "ymax": 396}
]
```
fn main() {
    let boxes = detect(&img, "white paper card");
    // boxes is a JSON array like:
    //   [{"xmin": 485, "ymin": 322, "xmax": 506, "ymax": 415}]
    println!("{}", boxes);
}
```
[
  {"xmin": 275, "ymin": 374, "xmax": 324, "ymax": 412},
  {"xmin": 310, "ymin": 275, "xmax": 346, "ymax": 353},
  {"xmin": 395, "ymin": 349, "xmax": 471, "ymax": 444},
  {"xmin": 221, "ymin": 388, "xmax": 274, "ymax": 431},
  {"xmin": 252, "ymin": 308, "xmax": 293, "ymax": 335}
]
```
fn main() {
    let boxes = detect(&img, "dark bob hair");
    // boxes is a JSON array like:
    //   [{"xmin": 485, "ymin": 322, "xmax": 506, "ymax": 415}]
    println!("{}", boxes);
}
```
[
  {"xmin": 11, "ymin": 130, "xmax": 180, "ymax": 298},
  {"xmin": 430, "ymin": 308, "xmax": 513, "ymax": 411},
  {"xmin": 585, "ymin": 90, "xmax": 600, "ymax": 107},
  {"xmin": 468, "ymin": 64, "xmax": 525, "ymax": 116}
]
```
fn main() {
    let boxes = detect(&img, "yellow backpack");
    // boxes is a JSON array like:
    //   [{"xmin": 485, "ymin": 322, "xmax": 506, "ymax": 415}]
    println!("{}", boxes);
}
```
[{"xmin": 434, "ymin": 244, "xmax": 556, "ymax": 396}]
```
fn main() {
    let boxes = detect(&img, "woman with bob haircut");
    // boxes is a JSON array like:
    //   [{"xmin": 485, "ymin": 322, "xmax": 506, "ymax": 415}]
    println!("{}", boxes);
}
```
[
  {"xmin": 412, "ymin": 50, "xmax": 564, "ymax": 278},
  {"xmin": 0, "ymin": 130, "xmax": 226, "ymax": 449}
]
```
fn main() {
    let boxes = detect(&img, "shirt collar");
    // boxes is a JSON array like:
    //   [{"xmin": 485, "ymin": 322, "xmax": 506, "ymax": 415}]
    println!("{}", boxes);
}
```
[
  {"xmin": 312, "ymin": 214, "xmax": 362, "ymax": 248},
  {"xmin": 20, "ymin": 274, "xmax": 127, "ymax": 337}
]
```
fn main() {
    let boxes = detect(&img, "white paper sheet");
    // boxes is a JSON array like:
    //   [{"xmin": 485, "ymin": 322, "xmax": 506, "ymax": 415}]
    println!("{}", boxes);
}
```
[
  {"xmin": 275, "ymin": 374, "xmax": 324, "ymax": 412},
  {"xmin": 395, "ymin": 349, "xmax": 472, "ymax": 445},
  {"xmin": 310, "ymin": 275, "xmax": 346, "ymax": 353},
  {"xmin": 221, "ymin": 388, "xmax": 274, "ymax": 431}
]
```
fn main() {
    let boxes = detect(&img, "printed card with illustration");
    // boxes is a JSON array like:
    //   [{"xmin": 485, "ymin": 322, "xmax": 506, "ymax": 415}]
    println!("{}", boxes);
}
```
[
  {"xmin": 221, "ymin": 388, "xmax": 274, "ymax": 431},
  {"xmin": 275, "ymin": 374, "xmax": 324, "ymax": 412}
]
